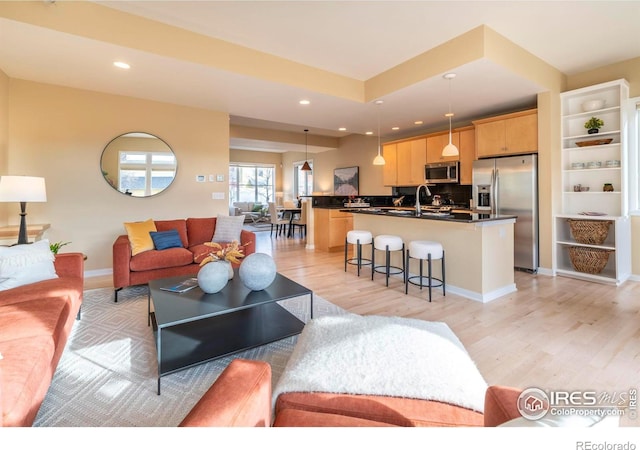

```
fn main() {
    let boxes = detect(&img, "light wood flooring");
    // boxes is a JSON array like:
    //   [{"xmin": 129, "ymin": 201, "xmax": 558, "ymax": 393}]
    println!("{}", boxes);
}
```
[{"xmin": 87, "ymin": 230, "xmax": 640, "ymax": 426}]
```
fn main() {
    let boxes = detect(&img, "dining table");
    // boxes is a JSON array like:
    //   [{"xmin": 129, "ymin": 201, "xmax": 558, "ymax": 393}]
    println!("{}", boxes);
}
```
[{"xmin": 277, "ymin": 207, "xmax": 302, "ymax": 238}]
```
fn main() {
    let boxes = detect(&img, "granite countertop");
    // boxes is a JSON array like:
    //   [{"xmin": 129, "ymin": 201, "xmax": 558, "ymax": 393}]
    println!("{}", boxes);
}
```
[{"xmin": 339, "ymin": 207, "xmax": 516, "ymax": 223}]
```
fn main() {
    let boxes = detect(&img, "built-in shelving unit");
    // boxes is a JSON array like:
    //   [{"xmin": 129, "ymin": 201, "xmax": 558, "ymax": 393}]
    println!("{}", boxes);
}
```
[{"xmin": 554, "ymin": 79, "xmax": 631, "ymax": 285}]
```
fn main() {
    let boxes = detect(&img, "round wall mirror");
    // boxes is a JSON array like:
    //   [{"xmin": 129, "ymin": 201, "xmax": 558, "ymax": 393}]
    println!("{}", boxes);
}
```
[{"xmin": 100, "ymin": 132, "xmax": 177, "ymax": 197}]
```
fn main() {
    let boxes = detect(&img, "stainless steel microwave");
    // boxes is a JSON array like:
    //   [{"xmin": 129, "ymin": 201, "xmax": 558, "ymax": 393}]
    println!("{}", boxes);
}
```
[{"xmin": 425, "ymin": 161, "xmax": 459, "ymax": 183}]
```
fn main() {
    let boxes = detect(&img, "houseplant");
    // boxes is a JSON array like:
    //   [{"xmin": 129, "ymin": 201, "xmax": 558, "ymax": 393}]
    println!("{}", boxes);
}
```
[
  {"xmin": 50, "ymin": 241, "xmax": 71, "ymax": 254},
  {"xmin": 584, "ymin": 117, "xmax": 604, "ymax": 134}
]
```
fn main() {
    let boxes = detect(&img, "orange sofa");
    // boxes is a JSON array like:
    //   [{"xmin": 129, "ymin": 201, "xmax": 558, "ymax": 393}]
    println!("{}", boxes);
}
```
[
  {"xmin": 180, "ymin": 359, "xmax": 522, "ymax": 427},
  {"xmin": 112, "ymin": 217, "xmax": 256, "ymax": 301},
  {"xmin": 0, "ymin": 252, "xmax": 84, "ymax": 427}
]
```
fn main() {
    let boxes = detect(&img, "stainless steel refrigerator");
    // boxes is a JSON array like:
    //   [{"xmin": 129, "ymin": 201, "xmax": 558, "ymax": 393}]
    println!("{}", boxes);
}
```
[{"xmin": 472, "ymin": 154, "xmax": 538, "ymax": 273}]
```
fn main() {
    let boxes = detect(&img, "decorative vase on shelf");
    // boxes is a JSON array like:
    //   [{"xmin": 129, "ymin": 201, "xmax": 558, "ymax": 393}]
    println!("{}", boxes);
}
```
[
  {"xmin": 603, "ymin": 183, "xmax": 614, "ymax": 192},
  {"xmin": 239, "ymin": 253, "xmax": 277, "ymax": 291},
  {"xmin": 588, "ymin": 128, "xmax": 599, "ymax": 135},
  {"xmin": 197, "ymin": 261, "xmax": 230, "ymax": 294}
]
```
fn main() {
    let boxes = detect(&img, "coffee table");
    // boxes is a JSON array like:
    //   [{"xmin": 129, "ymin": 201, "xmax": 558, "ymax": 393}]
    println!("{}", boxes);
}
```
[{"xmin": 148, "ymin": 271, "xmax": 313, "ymax": 394}]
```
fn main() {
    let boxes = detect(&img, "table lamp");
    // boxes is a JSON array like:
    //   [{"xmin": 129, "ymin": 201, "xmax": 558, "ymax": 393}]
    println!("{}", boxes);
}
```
[{"xmin": 0, "ymin": 176, "xmax": 47, "ymax": 245}]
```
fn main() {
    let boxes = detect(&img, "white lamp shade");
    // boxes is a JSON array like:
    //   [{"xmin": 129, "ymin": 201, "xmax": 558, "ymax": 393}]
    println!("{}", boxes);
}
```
[
  {"xmin": 442, "ymin": 143, "xmax": 459, "ymax": 157},
  {"xmin": 0, "ymin": 176, "xmax": 47, "ymax": 202},
  {"xmin": 373, "ymin": 153, "xmax": 386, "ymax": 165}
]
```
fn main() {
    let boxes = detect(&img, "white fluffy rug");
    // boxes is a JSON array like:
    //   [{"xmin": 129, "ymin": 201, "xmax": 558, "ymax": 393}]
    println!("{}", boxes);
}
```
[{"xmin": 272, "ymin": 314, "xmax": 488, "ymax": 412}]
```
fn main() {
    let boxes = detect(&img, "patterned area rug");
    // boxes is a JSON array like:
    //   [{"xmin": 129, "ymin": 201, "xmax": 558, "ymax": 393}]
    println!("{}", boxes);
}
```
[{"xmin": 34, "ymin": 286, "xmax": 344, "ymax": 427}]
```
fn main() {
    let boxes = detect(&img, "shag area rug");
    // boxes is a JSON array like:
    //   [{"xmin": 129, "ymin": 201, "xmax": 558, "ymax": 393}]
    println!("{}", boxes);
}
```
[
  {"xmin": 34, "ymin": 286, "xmax": 343, "ymax": 427},
  {"xmin": 273, "ymin": 314, "xmax": 488, "ymax": 413}
]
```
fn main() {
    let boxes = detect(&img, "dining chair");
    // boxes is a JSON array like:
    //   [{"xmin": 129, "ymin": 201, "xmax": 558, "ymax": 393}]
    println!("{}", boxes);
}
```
[
  {"xmin": 268, "ymin": 202, "xmax": 289, "ymax": 237},
  {"xmin": 291, "ymin": 201, "xmax": 307, "ymax": 238}
]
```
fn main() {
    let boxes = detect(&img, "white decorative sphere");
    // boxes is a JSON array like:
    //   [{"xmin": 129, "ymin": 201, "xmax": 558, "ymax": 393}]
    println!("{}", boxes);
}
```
[
  {"xmin": 197, "ymin": 261, "xmax": 229, "ymax": 294},
  {"xmin": 239, "ymin": 253, "xmax": 277, "ymax": 291}
]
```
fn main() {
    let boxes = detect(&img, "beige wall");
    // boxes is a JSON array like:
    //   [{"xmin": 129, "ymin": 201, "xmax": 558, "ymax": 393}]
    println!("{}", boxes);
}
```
[
  {"xmin": 0, "ymin": 69, "xmax": 8, "ymax": 224},
  {"xmin": 5, "ymin": 80, "xmax": 230, "ymax": 271},
  {"xmin": 280, "ymin": 133, "xmax": 392, "ymax": 199}
]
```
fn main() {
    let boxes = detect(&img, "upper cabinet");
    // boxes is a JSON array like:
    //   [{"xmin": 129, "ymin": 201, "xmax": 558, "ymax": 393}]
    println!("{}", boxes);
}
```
[
  {"xmin": 426, "ymin": 132, "xmax": 459, "ymax": 163},
  {"xmin": 458, "ymin": 127, "xmax": 475, "ymax": 185},
  {"xmin": 395, "ymin": 137, "xmax": 427, "ymax": 186},
  {"xmin": 382, "ymin": 143, "xmax": 397, "ymax": 187},
  {"xmin": 473, "ymin": 109, "xmax": 538, "ymax": 158}
]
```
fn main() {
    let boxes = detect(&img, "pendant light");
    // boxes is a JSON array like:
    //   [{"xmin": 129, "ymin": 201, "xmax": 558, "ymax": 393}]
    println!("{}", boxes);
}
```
[
  {"xmin": 301, "ymin": 129, "xmax": 312, "ymax": 171},
  {"xmin": 373, "ymin": 100, "xmax": 386, "ymax": 165},
  {"xmin": 442, "ymin": 73, "xmax": 459, "ymax": 157}
]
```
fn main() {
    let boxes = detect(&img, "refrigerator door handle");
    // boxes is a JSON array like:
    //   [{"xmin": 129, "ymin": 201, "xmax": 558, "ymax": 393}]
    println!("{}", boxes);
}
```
[{"xmin": 494, "ymin": 168, "xmax": 500, "ymax": 215}]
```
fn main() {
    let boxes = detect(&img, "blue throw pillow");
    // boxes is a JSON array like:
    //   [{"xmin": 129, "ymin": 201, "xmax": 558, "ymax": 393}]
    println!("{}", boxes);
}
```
[{"xmin": 150, "ymin": 229, "xmax": 183, "ymax": 250}]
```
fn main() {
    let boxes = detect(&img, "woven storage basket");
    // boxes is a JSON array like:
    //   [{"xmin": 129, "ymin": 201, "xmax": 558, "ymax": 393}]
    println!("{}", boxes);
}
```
[
  {"xmin": 567, "ymin": 219, "xmax": 612, "ymax": 245},
  {"xmin": 568, "ymin": 247, "xmax": 611, "ymax": 274}
]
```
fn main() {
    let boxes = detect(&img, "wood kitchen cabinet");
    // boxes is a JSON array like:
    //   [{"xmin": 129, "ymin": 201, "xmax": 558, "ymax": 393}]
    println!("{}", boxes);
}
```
[
  {"xmin": 313, "ymin": 208, "xmax": 353, "ymax": 252},
  {"xmin": 382, "ymin": 143, "xmax": 397, "ymax": 186},
  {"xmin": 473, "ymin": 109, "xmax": 538, "ymax": 158},
  {"xmin": 396, "ymin": 138, "xmax": 426, "ymax": 186},
  {"xmin": 426, "ymin": 132, "xmax": 459, "ymax": 163},
  {"xmin": 458, "ymin": 126, "xmax": 475, "ymax": 185}
]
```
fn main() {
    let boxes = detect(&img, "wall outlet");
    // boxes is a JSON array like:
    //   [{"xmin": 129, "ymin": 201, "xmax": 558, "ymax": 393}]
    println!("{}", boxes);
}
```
[{"xmin": 212, "ymin": 192, "xmax": 225, "ymax": 200}]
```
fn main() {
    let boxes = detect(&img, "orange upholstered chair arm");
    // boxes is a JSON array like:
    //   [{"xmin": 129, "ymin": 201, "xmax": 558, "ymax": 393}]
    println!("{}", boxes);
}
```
[
  {"xmin": 484, "ymin": 385, "xmax": 523, "ymax": 426},
  {"xmin": 179, "ymin": 359, "xmax": 272, "ymax": 427},
  {"xmin": 240, "ymin": 230, "xmax": 256, "ymax": 257},
  {"xmin": 112, "ymin": 235, "xmax": 132, "ymax": 289},
  {"xmin": 53, "ymin": 252, "xmax": 84, "ymax": 279}
]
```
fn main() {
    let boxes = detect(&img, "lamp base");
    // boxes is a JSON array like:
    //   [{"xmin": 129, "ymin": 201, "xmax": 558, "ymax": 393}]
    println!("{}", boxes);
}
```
[{"xmin": 17, "ymin": 201, "xmax": 28, "ymax": 245}]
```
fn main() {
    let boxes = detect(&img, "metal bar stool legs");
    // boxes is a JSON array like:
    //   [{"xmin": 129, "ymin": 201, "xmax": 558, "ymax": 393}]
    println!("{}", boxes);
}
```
[
  {"xmin": 372, "ymin": 235, "xmax": 405, "ymax": 287},
  {"xmin": 345, "ymin": 230, "xmax": 373, "ymax": 276}
]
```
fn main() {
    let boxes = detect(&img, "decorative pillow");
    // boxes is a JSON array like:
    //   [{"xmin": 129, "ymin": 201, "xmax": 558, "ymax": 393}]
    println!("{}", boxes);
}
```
[
  {"xmin": 150, "ymin": 229, "xmax": 183, "ymax": 250},
  {"xmin": 124, "ymin": 219, "xmax": 157, "ymax": 256},
  {"xmin": 251, "ymin": 204, "xmax": 263, "ymax": 212},
  {"xmin": 212, "ymin": 214, "xmax": 244, "ymax": 243},
  {"xmin": 0, "ymin": 239, "xmax": 58, "ymax": 291}
]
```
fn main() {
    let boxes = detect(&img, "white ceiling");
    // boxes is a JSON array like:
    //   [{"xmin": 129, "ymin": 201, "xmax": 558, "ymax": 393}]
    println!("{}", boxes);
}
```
[{"xmin": 1, "ymin": 1, "xmax": 639, "ymax": 150}]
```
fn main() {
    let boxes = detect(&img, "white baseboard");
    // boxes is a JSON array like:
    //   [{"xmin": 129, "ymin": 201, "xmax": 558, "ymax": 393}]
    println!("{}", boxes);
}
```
[{"xmin": 85, "ymin": 268, "xmax": 112, "ymax": 278}]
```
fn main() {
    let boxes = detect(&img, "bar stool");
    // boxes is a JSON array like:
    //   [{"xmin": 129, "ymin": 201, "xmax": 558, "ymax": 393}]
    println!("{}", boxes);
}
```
[
  {"xmin": 372, "ymin": 235, "xmax": 405, "ymax": 287},
  {"xmin": 405, "ymin": 240, "xmax": 445, "ymax": 302},
  {"xmin": 344, "ymin": 230, "xmax": 373, "ymax": 276}
]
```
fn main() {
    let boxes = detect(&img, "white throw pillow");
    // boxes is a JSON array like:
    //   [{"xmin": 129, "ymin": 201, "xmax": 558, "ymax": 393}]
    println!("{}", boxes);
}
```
[
  {"xmin": 0, "ymin": 239, "xmax": 58, "ymax": 291},
  {"xmin": 212, "ymin": 214, "xmax": 244, "ymax": 242}
]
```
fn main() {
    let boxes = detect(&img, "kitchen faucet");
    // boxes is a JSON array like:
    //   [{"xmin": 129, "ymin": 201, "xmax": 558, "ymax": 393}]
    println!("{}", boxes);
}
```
[{"xmin": 415, "ymin": 184, "xmax": 432, "ymax": 216}]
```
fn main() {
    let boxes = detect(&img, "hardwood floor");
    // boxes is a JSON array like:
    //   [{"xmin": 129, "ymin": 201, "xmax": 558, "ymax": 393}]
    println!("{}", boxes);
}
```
[{"xmin": 88, "ymin": 230, "xmax": 640, "ymax": 426}]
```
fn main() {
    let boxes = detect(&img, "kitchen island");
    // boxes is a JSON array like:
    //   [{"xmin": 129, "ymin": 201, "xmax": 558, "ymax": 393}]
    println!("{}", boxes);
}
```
[{"xmin": 345, "ymin": 208, "xmax": 517, "ymax": 303}]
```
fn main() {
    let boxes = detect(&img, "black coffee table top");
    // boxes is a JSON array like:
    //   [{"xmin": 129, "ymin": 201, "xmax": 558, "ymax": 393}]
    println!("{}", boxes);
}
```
[{"xmin": 149, "ymin": 270, "xmax": 312, "ymax": 328}]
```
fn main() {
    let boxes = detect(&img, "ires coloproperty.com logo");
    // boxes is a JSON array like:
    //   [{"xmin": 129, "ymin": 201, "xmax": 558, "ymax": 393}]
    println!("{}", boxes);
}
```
[{"xmin": 517, "ymin": 387, "xmax": 637, "ymax": 421}]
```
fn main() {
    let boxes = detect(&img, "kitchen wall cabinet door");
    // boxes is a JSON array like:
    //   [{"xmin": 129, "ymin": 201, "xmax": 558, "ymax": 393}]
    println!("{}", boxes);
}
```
[
  {"xmin": 474, "ymin": 109, "xmax": 537, "ymax": 158},
  {"xmin": 426, "ymin": 132, "xmax": 459, "ymax": 163},
  {"xmin": 382, "ymin": 144, "xmax": 397, "ymax": 186},
  {"xmin": 458, "ymin": 127, "xmax": 475, "ymax": 185},
  {"xmin": 396, "ymin": 138, "xmax": 426, "ymax": 186}
]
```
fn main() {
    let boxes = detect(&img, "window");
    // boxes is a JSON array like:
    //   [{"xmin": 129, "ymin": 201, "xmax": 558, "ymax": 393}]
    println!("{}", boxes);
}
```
[
  {"xmin": 118, "ymin": 151, "xmax": 176, "ymax": 196},
  {"xmin": 229, "ymin": 164, "xmax": 275, "ymax": 205},
  {"xmin": 294, "ymin": 160, "xmax": 313, "ymax": 197}
]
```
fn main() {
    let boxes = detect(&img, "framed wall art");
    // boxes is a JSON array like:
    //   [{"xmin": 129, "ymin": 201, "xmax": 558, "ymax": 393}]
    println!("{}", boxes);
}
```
[{"xmin": 334, "ymin": 166, "xmax": 359, "ymax": 196}]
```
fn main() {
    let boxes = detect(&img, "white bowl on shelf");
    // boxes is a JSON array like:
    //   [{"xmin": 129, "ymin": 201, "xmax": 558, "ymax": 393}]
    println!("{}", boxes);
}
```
[
  {"xmin": 586, "ymin": 161, "xmax": 602, "ymax": 169},
  {"xmin": 581, "ymin": 99, "xmax": 605, "ymax": 112},
  {"xmin": 605, "ymin": 160, "xmax": 620, "ymax": 167}
]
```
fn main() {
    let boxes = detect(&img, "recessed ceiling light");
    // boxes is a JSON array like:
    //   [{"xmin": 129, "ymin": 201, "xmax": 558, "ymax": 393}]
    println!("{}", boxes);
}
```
[
  {"xmin": 392, "ymin": 127, "xmax": 400, "ymax": 131},
  {"xmin": 365, "ymin": 131, "xmax": 373, "ymax": 135},
  {"xmin": 338, "ymin": 127, "xmax": 347, "ymax": 131},
  {"xmin": 299, "ymin": 100, "xmax": 310, "ymax": 105},
  {"xmin": 113, "ymin": 61, "xmax": 130, "ymax": 69},
  {"xmin": 414, "ymin": 121, "xmax": 423, "ymax": 125}
]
